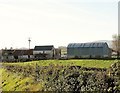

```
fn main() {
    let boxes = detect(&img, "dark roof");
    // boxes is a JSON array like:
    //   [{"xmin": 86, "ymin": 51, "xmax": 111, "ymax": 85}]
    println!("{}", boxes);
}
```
[
  {"xmin": 2, "ymin": 50, "xmax": 14, "ymax": 55},
  {"xmin": 13, "ymin": 49, "xmax": 33, "ymax": 56},
  {"xmin": 34, "ymin": 45, "xmax": 54, "ymax": 51},
  {"xmin": 2, "ymin": 49, "xmax": 33, "ymax": 56},
  {"xmin": 68, "ymin": 42, "xmax": 108, "ymax": 48}
]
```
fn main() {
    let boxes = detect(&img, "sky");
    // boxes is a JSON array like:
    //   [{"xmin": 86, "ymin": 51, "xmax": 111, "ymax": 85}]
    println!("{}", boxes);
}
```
[{"xmin": 0, "ymin": 0, "xmax": 119, "ymax": 49}]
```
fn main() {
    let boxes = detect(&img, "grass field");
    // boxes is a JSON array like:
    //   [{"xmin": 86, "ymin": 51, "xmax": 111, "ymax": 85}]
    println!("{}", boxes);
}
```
[
  {"xmin": 1, "ymin": 59, "xmax": 119, "ymax": 68},
  {"xmin": 1, "ymin": 59, "xmax": 120, "ymax": 91},
  {"xmin": 1, "ymin": 68, "xmax": 43, "ymax": 91}
]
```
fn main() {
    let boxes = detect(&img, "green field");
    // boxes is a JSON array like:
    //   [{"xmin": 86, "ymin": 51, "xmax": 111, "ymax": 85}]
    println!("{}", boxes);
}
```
[
  {"xmin": 1, "ymin": 59, "xmax": 119, "ymax": 68},
  {"xmin": 1, "ymin": 59, "xmax": 120, "ymax": 91},
  {"xmin": 1, "ymin": 68, "xmax": 43, "ymax": 91}
]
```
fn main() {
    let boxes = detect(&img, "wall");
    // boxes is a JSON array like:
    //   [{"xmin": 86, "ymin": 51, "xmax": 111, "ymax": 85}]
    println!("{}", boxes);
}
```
[{"xmin": 67, "ymin": 45, "xmax": 111, "ymax": 58}]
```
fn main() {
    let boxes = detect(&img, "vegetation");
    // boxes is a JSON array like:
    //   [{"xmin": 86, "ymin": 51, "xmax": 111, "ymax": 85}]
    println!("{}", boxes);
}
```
[
  {"xmin": 112, "ymin": 34, "xmax": 120, "ymax": 58},
  {"xmin": 1, "ymin": 59, "xmax": 120, "ymax": 92},
  {"xmin": 2, "ymin": 59, "xmax": 118, "ymax": 68}
]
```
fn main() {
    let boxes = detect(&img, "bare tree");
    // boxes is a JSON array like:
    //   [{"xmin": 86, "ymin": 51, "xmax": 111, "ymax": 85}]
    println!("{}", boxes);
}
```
[{"xmin": 112, "ymin": 34, "xmax": 120, "ymax": 58}]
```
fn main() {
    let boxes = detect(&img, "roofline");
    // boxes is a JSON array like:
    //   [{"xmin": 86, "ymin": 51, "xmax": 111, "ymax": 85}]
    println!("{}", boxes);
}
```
[{"xmin": 34, "ymin": 45, "xmax": 54, "ymax": 47}]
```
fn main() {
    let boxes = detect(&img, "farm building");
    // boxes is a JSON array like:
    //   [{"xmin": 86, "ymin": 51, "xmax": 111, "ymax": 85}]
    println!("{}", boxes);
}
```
[
  {"xmin": 58, "ymin": 46, "xmax": 67, "ymax": 58},
  {"xmin": 54, "ymin": 48, "xmax": 61, "ymax": 59},
  {"xmin": 2, "ymin": 49, "xmax": 15, "ymax": 62},
  {"xmin": 67, "ymin": 42, "xmax": 112, "ymax": 58},
  {"xmin": 2, "ymin": 49, "xmax": 33, "ymax": 62},
  {"xmin": 33, "ymin": 45, "xmax": 55, "ymax": 59},
  {"xmin": 13, "ymin": 49, "xmax": 33, "ymax": 61},
  {"xmin": 0, "ymin": 50, "xmax": 3, "ymax": 62}
]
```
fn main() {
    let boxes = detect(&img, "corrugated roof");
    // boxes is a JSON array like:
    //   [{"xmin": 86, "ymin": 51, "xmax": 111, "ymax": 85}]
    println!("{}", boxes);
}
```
[
  {"xmin": 67, "ymin": 42, "xmax": 108, "ymax": 48},
  {"xmin": 34, "ymin": 45, "xmax": 54, "ymax": 51}
]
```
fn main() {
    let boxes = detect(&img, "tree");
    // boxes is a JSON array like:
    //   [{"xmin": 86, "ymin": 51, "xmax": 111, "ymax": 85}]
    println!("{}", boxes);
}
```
[{"xmin": 112, "ymin": 34, "xmax": 120, "ymax": 58}]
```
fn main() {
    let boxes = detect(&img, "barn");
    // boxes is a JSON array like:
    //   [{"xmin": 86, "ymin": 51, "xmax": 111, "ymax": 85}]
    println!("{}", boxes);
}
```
[
  {"xmin": 13, "ymin": 49, "xmax": 33, "ymax": 61},
  {"xmin": 2, "ymin": 49, "xmax": 33, "ymax": 62},
  {"xmin": 2, "ymin": 49, "xmax": 15, "ymax": 62},
  {"xmin": 67, "ymin": 42, "xmax": 111, "ymax": 58},
  {"xmin": 33, "ymin": 45, "xmax": 55, "ymax": 59}
]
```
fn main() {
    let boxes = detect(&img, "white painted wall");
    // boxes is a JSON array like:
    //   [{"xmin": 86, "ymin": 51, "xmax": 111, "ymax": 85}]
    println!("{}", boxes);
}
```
[
  {"xmin": 33, "ymin": 50, "xmax": 53, "ymax": 54},
  {"xmin": 18, "ymin": 55, "xmax": 28, "ymax": 59},
  {"xmin": 33, "ymin": 51, "xmax": 43, "ymax": 54}
]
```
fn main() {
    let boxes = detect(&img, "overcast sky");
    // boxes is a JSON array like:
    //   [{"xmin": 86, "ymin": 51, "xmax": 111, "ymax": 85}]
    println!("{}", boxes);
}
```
[{"xmin": 0, "ymin": 0, "xmax": 119, "ymax": 49}]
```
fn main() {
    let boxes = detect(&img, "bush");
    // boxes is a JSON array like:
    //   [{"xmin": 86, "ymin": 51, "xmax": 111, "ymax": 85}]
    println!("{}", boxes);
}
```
[
  {"xmin": 43, "ymin": 65, "xmax": 118, "ymax": 92},
  {"xmin": 3, "ymin": 62, "xmax": 120, "ymax": 92}
]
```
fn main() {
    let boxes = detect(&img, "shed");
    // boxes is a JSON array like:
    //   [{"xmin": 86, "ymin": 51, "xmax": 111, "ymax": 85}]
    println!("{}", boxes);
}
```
[
  {"xmin": 67, "ymin": 42, "xmax": 111, "ymax": 58},
  {"xmin": 13, "ymin": 49, "xmax": 33, "ymax": 60},
  {"xmin": 33, "ymin": 45, "xmax": 54, "ymax": 59},
  {"xmin": 2, "ymin": 49, "xmax": 33, "ymax": 62},
  {"xmin": 2, "ymin": 49, "xmax": 15, "ymax": 62}
]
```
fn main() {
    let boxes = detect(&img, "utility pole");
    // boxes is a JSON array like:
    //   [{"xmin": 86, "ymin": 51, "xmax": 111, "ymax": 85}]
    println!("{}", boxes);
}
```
[
  {"xmin": 28, "ymin": 38, "xmax": 31, "ymax": 60},
  {"xmin": 28, "ymin": 38, "xmax": 31, "ymax": 50}
]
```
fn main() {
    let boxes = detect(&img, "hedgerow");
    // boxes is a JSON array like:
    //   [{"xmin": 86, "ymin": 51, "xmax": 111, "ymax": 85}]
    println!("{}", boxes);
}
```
[{"xmin": 2, "ymin": 62, "xmax": 120, "ymax": 92}]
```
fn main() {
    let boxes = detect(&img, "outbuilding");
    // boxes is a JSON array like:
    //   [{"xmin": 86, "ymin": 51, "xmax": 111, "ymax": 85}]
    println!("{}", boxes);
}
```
[
  {"xmin": 67, "ymin": 42, "xmax": 111, "ymax": 58},
  {"xmin": 33, "ymin": 45, "xmax": 55, "ymax": 59},
  {"xmin": 2, "ymin": 49, "xmax": 33, "ymax": 62},
  {"xmin": 13, "ymin": 49, "xmax": 33, "ymax": 61}
]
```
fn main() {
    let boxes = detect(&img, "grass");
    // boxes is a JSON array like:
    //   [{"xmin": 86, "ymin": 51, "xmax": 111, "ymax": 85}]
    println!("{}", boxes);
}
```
[
  {"xmin": 1, "ymin": 68, "xmax": 43, "ymax": 91},
  {"xmin": 1, "ymin": 59, "xmax": 119, "ymax": 91},
  {"xmin": 1, "ymin": 59, "xmax": 119, "ymax": 68}
]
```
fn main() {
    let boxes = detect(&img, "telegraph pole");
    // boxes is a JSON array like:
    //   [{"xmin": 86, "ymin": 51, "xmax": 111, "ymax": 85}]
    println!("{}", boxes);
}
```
[
  {"xmin": 28, "ymin": 38, "xmax": 31, "ymax": 50},
  {"xmin": 28, "ymin": 38, "xmax": 31, "ymax": 60}
]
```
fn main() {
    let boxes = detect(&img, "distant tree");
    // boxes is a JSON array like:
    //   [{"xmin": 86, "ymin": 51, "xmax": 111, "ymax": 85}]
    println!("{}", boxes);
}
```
[{"xmin": 112, "ymin": 34, "xmax": 120, "ymax": 58}]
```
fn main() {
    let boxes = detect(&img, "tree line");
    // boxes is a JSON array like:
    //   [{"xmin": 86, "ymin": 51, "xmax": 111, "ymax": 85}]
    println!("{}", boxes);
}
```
[{"xmin": 112, "ymin": 34, "xmax": 120, "ymax": 58}]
